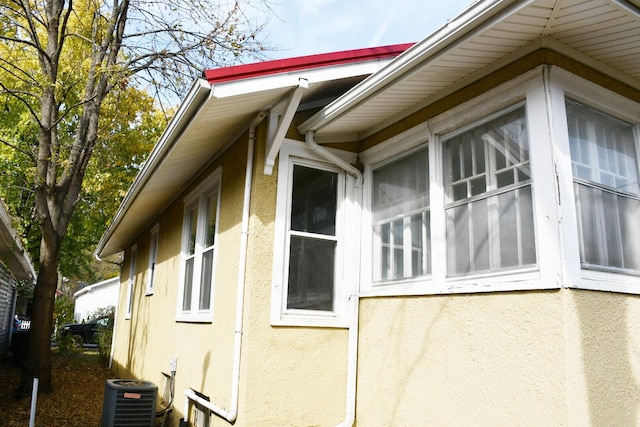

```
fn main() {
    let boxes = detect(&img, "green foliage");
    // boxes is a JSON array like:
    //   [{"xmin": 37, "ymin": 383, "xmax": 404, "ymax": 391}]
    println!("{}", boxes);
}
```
[
  {"xmin": 88, "ymin": 306, "xmax": 115, "ymax": 364},
  {"xmin": 53, "ymin": 296, "xmax": 83, "ymax": 355}
]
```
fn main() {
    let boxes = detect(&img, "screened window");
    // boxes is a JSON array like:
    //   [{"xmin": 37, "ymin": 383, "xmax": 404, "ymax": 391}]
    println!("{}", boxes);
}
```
[
  {"xmin": 443, "ymin": 107, "xmax": 536, "ymax": 275},
  {"xmin": 372, "ymin": 147, "xmax": 430, "ymax": 282},
  {"xmin": 146, "ymin": 225, "xmax": 159, "ymax": 295},
  {"xmin": 566, "ymin": 100, "xmax": 640, "ymax": 272},
  {"xmin": 286, "ymin": 165, "xmax": 338, "ymax": 311},
  {"xmin": 126, "ymin": 245, "xmax": 137, "ymax": 320},
  {"xmin": 178, "ymin": 170, "xmax": 221, "ymax": 321}
]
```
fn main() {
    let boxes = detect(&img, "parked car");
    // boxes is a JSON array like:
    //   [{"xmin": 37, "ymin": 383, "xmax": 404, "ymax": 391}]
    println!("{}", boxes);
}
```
[{"xmin": 59, "ymin": 316, "xmax": 113, "ymax": 346}]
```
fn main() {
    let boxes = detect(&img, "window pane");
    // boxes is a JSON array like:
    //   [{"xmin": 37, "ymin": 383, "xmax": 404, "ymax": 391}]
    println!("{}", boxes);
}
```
[
  {"xmin": 373, "ymin": 147, "xmax": 430, "ymax": 282},
  {"xmin": 575, "ymin": 183, "xmax": 640, "ymax": 271},
  {"xmin": 205, "ymin": 193, "xmax": 217, "ymax": 248},
  {"xmin": 287, "ymin": 236, "xmax": 335, "ymax": 311},
  {"xmin": 446, "ymin": 187, "xmax": 536, "ymax": 275},
  {"xmin": 445, "ymin": 107, "xmax": 529, "ymax": 202},
  {"xmin": 149, "ymin": 234, "xmax": 158, "ymax": 288},
  {"xmin": 444, "ymin": 107, "xmax": 535, "ymax": 276},
  {"xmin": 199, "ymin": 249, "xmax": 213, "ymax": 310},
  {"xmin": 183, "ymin": 257, "xmax": 194, "ymax": 311},
  {"xmin": 290, "ymin": 165, "xmax": 337, "ymax": 235},
  {"xmin": 374, "ymin": 147, "xmax": 429, "ymax": 222},
  {"xmin": 566, "ymin": 101, "xmax": 639, "ymax": 194},
  {"xmin": 567, "ymin": 101, "xmax": 640, "ymax": 272},
  {"xmin": 187, "ymin": 206, "xmax": 197, "ymax": 256}
]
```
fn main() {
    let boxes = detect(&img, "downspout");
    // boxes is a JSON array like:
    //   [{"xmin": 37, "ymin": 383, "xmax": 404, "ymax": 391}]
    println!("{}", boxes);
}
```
[
  {"xmin": 183, "ymin": 111, "xmax": 266, "ymax": 424},
  {"xmin": 305, "ymin": 132, "xmax": 361, "ymax": 427}
]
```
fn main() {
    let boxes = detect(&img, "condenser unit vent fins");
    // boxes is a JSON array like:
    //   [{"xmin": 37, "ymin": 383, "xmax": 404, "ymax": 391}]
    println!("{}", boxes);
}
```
[{"xmin": 101, "ymin": 379, "xmax": 158, "ymax": 427}]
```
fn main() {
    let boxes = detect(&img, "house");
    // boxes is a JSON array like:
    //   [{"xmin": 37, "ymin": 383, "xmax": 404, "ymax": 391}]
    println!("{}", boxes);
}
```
[
  {"xmin": 0, "ymin": 200, "xmax": 35, "ymax": 356},
  {"xmin": 73, "ymin": 277, "xmax": 119, "ymax": 322},
  {"xmin": 95, "ymin": 0, "xmax": 640, "ymax": 425}
]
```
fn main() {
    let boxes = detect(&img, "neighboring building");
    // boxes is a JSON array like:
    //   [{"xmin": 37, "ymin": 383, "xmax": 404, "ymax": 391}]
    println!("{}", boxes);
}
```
[
  {"xmin": 0, "ymin": 200, "xmax": 35, "ymax": 356},
  {"xmin": 73, "ymin": 277, "xmax": 119, "ymax": 322},
  {"xmin": 95, "ymin": 0, "xmax": 640, "ymax": 425}
]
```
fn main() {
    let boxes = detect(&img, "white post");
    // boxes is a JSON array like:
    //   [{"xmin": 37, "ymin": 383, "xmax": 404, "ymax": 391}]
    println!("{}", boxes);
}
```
[{"xmin": 29, "ymin": 377, "xmax": 39, "ymax": 427}]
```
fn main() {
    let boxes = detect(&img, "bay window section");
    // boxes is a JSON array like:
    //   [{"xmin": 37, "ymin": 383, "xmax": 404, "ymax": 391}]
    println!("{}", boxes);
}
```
[
  {"xmin": 372, "ymin": 147, "xmax": 430, "ymax": 282},
  {"xmin": 443, "ymin": 106, "xmax": 536, "ymax": 276},
  {"xmin": 286, "ymin": 165, "xmax": 338, "ymax": 311},
  {"xmin": 566, "ymin": 100, "xmax": 640, "ymax": 272}
]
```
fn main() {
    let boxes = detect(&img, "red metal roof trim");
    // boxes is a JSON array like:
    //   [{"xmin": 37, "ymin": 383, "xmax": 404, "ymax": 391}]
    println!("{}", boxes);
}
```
[{"xmin": 204, "ymin": 43, "xmax": 415, "ymax": 84}]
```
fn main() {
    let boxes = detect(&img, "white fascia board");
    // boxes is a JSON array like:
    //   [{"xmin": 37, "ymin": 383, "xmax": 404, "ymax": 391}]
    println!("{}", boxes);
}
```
[
  {"xmin": 95, "ymin": 79, "xmax": 211, "ymax": 258},
  {"xmin": 298, "ymin": 0, "xmax": 530, "ymax": 133},
  {"xmin": 210, "ymin": 58, "xmax": 396, "ymax": 100}
]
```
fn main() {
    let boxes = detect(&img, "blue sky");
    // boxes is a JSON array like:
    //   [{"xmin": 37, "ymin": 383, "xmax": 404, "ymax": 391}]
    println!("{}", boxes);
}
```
[{"xmin": 262, "ymin": 0, "xmax": 473, "ymax": 59}]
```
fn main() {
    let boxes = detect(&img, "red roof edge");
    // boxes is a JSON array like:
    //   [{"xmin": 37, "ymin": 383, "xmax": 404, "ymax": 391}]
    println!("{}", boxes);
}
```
[{"xmin": 204, "ymin": 43, "xmax": 415, "ymax": 84}]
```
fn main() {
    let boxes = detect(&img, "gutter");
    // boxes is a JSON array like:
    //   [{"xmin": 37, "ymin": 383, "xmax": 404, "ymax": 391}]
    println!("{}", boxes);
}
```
[
  {"xmin": 94, "ymin": 79, "xmax": 211, "ymax": 259},
  {"xmin": 183, "ymin": 111, "xmax": 267, "ymax": 424}
]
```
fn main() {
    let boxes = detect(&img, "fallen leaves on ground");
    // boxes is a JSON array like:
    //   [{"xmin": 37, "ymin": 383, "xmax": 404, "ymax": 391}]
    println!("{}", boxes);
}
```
[{"xmin": 0, "ymin": 350, "xmax": 111, "ymax": 427}]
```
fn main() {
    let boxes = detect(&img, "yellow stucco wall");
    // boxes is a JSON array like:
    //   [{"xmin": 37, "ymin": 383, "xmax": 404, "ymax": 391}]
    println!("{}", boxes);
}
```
[
  {"xmin": 111, "ymin": 124, "xmax": 349, "ymax": 426},
  {"xmin": 357, "ymin": 289, "xmax": 640, "ymax": 426}
]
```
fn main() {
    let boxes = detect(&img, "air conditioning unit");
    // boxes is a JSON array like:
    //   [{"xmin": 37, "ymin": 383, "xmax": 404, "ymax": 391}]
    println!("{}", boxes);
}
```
[{"xmin": 101, "ymin": 379, "xmax": 157, "ymax": 427}]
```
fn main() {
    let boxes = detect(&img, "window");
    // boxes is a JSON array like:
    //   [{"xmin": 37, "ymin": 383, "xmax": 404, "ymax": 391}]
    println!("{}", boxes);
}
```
[
  {"xmin": 271, "ymin": 141, "xmax": 354, "ymax": 327},
  {"xmin": 372, "ymin": 147, "xmax": 430, "ymax": 282},
  {"xmin": 287, "ymin": 164, "xmax": 338, "ymax": 311},
  {"xmin": 177, "ymin": 169, "xmax": 221, "ymax": 322},
  {"xmin": 443, "ymin": 106, "xmax": 537, "ymax": 276},
  {"xmin": 566, "ymin": 100, "xmax": 640, "ymax": 273},
  {"xmin": 146, "ymin": 224, "xmax": 159, "ymax": 295},
  {"xmin": 126, "ymin": 245, "xmax": 137, "ymax": 320}
]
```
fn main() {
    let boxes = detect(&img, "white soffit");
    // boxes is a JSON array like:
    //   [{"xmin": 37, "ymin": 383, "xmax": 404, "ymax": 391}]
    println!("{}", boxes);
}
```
[
  {"xmin": 301, "ymin": 0, "xmax": 640, "ymax": 140},
  {"xmin": 96, "ymin": 58, "xmax": 396, "ymax": 257}
]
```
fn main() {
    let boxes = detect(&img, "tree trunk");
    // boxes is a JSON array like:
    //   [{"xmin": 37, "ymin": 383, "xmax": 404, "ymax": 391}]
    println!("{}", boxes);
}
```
[{"xmin": 19, "ymin": 240, "xmax": 61, "ymax": 396}]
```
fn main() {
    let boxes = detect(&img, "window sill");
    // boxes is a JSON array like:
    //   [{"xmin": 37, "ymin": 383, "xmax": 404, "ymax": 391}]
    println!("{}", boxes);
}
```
[
  {"xmin": 361, "ymin": 268, "xmax": 562, "ymax": 297},
  {"xmin": 175, "ymin": 312, "xmax": 213, "ymax": 323},
  {"xmin": 270, "ymin": 311, "xmax": 349, "ymax": 328},
  {"xmin": 574, "ymin": 269, "xmax": 640, "ymax": 295}
]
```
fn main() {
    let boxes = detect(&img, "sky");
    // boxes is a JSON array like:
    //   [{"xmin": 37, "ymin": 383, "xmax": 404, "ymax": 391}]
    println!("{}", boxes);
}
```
[{"xmin": 261, "ymin": 0, "xmax": 473, "ymax": 60}]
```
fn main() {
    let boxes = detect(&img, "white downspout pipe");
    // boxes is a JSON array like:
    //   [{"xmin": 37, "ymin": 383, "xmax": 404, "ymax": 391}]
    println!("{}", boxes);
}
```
[
  {"xmin": 305, "ymin": 132, "xmax": 362, "ymax": 427},
  {"xmin": 183, "ymin": 111, "xmax": 266, "ymax": 424}
]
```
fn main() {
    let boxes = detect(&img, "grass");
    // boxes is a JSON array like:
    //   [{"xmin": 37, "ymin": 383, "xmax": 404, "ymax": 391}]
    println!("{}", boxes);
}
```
[{"xmin": 0, "ymin": 349, "xmax": 111, "ymax": 427}]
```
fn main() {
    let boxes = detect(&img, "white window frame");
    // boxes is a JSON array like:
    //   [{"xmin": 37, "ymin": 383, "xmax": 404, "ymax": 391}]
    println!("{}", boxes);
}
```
[
  {"xmin": 549, "ymin": 66, "xmax": 640, "ymax": 294},
  {"xmin": 126, "ymin": 245, "xmax": 137, "ymax": 320},
  {"xmin": 360, "ymin": 66, "xmax": 564, "ymax": 297},
  {"xmin": 146, "ymin": 224, "xmax": 159, "ymax": 296},
  {"xmin": 176, "ymin": 168, "xmax": 222, "ymax": 322},
  {"xmin": 270, "ymin": 139, "xmax": 355, "ymax": 327}
]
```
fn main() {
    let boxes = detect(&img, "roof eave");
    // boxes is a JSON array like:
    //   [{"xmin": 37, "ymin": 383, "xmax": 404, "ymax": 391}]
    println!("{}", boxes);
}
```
[{"xmin": 95, "ymin": 79, "xmax": 211, "ymax": 258}]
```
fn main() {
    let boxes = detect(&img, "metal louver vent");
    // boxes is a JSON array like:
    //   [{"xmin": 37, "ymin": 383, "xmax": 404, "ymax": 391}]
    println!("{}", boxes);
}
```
[{"xmin": 101, "ymin": 379, "xmax": 157, "ymax": 427}]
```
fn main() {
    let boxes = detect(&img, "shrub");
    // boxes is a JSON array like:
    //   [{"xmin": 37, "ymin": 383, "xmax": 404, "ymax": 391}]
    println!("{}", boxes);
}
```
[{"xmin": 88, "ymin": 306, "xmax": 115, "ymax": 364}]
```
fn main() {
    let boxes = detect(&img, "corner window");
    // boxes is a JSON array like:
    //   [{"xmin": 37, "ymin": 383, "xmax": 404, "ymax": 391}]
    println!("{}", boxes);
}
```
[
  {"xmin": 146, "ymin": 224, "xmax": 159, "ymax": 295},
  {"xmin": 372, "ymin": 147, "xmax": 430, "ymax": 282},
  {"xmin": 566, "ymin": 100, "xmax": 640, "ymax": 272},
  {"xmin": 126, "ymin": 245, "xmax": 137, "ymax": 320},
  {"xmin": 177, "ymin": 168, "xmax": 221, "ymax": 322},
  {"xmin": 443, "ymin": 106, "xmax": 536, "ymax": 276}
]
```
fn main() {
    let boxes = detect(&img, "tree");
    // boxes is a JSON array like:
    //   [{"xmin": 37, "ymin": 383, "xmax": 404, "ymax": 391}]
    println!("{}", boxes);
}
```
[{"xmin": 0, "ymin": 0, "xmax": 269, "ymax": 394}]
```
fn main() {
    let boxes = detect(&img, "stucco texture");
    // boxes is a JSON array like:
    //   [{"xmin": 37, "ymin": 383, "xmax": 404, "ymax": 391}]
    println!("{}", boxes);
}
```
[
  {"xmin": 237, "ymin": 126, "xmax": 349, "ymax": 426},
  {"xmin": 356, "ymin": 288, "xmax": 640, "ymax": 426},
  {"xmin": 111, "ymin": 126, "xmax": 349, "ymax": 426}
]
